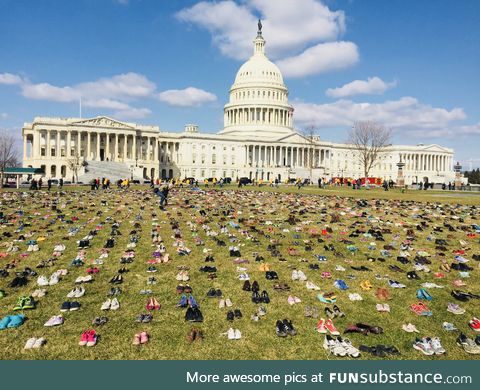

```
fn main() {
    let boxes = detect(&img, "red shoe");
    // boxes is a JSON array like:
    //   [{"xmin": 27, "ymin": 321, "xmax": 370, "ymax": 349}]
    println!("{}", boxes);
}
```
[
  {"xmin": 469, "ymin": 318, "xmax": 480, "ymax": 332},
  {"xmin": 153, "ymin": 298, "xmax": 161, "ymax": 310},
  {"xmin": 325, "ymin": 319, "xmax": 340, "ymax": 335},
  {"xmin": 86, "ymin": 268, "xmax": 93, "ymax": 274},
  {"xmin": 146, "ymin": 298, "xmax": 154, "ymax": 311},
  {"xmin": 434, "ymin": 272, "xmax": 445, "ymax": 278},
  {"xmin": 92, "ymin": 267, "xmax": 100, "ymax": 274},
  {"xmin": 316, "ymin": 318, "xmax": 327, "ymax": 333},
  {"xmin": 79, "ymin": 330, "xmax": 89, "ymax": 346},
  {"xmin": 86, "ymin": 330, "xmax": 97, "ymax": 346}
]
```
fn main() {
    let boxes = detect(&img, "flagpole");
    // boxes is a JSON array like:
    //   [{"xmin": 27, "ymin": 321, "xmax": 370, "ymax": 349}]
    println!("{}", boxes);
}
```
[{"xmin": 79, "ymin": 96, "xmax": 82, "ymax": 119}]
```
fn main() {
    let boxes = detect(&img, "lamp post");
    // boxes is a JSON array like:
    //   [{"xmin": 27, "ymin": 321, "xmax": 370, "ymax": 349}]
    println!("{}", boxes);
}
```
[{"xmin": 396, "ymin": 156, "xmax": 405, "ymax": 188}]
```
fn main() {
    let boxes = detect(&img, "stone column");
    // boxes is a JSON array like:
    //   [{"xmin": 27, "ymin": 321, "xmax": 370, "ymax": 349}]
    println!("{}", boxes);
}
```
[
  {"xmin": 106, "ymin": 133, "xmax": 110, "ymax": 160},
  {"xmin": 147, "ymin": 137, "xmax": 152, "ymax": 162},
  {"xmin": 96, "ymin": 133, "xmax": 100, "ymax": 161},
  {"xmin": 46, "ymin": 130, "xmax": 51, "ymax": 157},
  {"xmin": 56, "ymin": 131, "xmax": 61, "ymax": 158},
  {"xmin": 114, "ymin": 134, "xmax": 118, "ymax": 161},
  {"xmin": 77, "ymin": 132, "xmax": 81, "ymax": 156},
  {"xmin": 132, "ymin": 134, "xmax": 137, "ymax": 161},
  {"xmin": 87, "ymin": 133, "xmax": 91, "ymax": 160},
  {"xmin": 123, "ymin": 135, "xmax": 128, "ymax": 161},
  {"xmin": 66, "ymin": 131, "xmax": 71, "ymax": 158}
]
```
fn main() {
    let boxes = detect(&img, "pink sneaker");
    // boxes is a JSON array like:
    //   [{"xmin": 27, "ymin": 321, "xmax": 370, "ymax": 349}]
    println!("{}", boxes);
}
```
[
  {"xmin": 79, "ymin": 331, "xmax": 89, "ymax": 346},
  {"xmin": 140, "ymin": 331, "xmax": 149, "ymax": 344},
  {"xmin": 325, "ymin": 319, "xmax": 340, "ymax": 335},
  {"xmin": 287, "ymin": 296, "xmax": 295, "ymax": 305},
  {"xmin": 86, "ymin": 330, "xmax": 97, "ymax": 347},
  {"xmin": 316, "ymin": 318, "xmax": 327, "ymax": 333}
]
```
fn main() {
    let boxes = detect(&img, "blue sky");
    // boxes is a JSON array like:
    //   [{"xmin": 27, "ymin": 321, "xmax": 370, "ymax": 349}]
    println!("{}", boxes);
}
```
[{"xmin": 1, "ymin": 0, "xmax": 479, "ymax": 166}]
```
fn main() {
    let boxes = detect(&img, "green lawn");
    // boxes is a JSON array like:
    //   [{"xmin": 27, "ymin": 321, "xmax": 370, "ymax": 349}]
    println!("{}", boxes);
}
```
[{"xmin": 0, "ymin": 185, "xmax": 479, "ymax": 360}]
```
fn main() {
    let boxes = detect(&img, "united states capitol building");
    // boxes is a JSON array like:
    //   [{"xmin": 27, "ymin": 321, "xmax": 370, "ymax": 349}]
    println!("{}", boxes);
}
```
[{"xmin": 22, "ymin": 26, "xmax": 456, "ymax": 185}]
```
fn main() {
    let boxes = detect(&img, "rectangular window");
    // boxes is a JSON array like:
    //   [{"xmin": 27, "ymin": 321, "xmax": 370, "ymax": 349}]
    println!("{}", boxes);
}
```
[
  {"xmin": 223, "ymin": 156, "xmax": 227, "ymax": 165},
  {"xmin": 212, "ymin": 154, "xmax": 216, "ymax": 164},
  {"xmin": 41, "ymin": 148, "xmax": 46, "ymax": 157},
  {"xmin": 192, "ymin": 154, "xmax": 196, "ymax": 164},
  {"xmin": 51, "ymin": 148, "xmax": 56, "ymax": 157},
  {"xmin": 192, "ymin": 169, "xmax": 196, "ymax": 177},
  {"xmin": 212, "ymin": 170, "xmax": 216, "ymax": 177},
  {"xmin": 61, "ymin": 149, "xmax": 66, "ymax": 157},
  {"xmin": 201, "ymin": 170, "xmax": 205, "ymax": 177},
  {"xmin": 231, "ymin": 156, "xmax": 235, "ymax": 165},
  {"xmin": 201, "ymin": 155, "xmax": 205, "ymax": 164}
]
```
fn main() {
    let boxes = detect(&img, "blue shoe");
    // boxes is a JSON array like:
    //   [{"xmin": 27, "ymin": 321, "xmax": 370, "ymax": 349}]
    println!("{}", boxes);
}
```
[
  {"xmin": 334, "ymin": 280, "xmax": 349, "ymax": 290},
  {"xmin": 188, "ymin": 295, "xmax": 198, "ymax": 308},
  {"xmin": 6, "ymin": 314, "xmax": 25, "ymax": 328},
  {"xmin": 176, "ymin": 294, "xmax": 188, "ymax": 308},
  {"xmin": 0, "ymin": 315, "xmax": 13, "ymax": 330}
]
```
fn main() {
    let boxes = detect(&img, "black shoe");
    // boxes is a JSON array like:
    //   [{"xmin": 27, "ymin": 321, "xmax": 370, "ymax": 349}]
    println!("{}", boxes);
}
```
[
  {"xmin": 397, "ymin": 256, "xmax": 409, "ymax": 264},
  {"xmin": 251, "ymin": 291, "xmax": 260, "ymax": 304},
  {"xmin": 270, "ymin": 271, "xmax": 279, "ymax": 279},
  {"xmin": 265, "ymin": 271, "xmax": 273, "ymax": 280},
  {"xmin": 226, "ymin": 310, "xmax": 235, "ymax": 321},
  {"xmin": 206, "ymin": 288, "xmax": 216, "ymax": 298},
  {"xmin": 242, "ymin": 280, "xmax": 251, "ymax": 291},
  {"xmin": 185, "ymin": 307, "xmax": 195, "ymax": 321},
  {"xmin": 234, "ymin": 309, "xmax": 242, "ymax": 318},
  {"xmin": 252, "ymin": 281, "xmax": 260, "ymax": 292},
  {"xmin": 260, "ymin": 290, "xmax": 270, "ymax": 304},
  {"xmin": 193, "ymin": 307, "xmax": 204, "ymax": 322},
  {"xmin": 60, "ymin": 301, "xmax": 71, "ymax": 312},
  {"xmin": 451, "ymin": 290, "xmax": 469, "ymax": 302},
  {"xmin": 282, "ymin": 319, "xmax": 296, "ymax": 336},
  {"xmin": 215, "ymin": 289, "xmax": 223, "ymax": 297},
  {"xmin": 407, "ymin": 271, "xmax": 420, "ymax": 280},
  {"xmin": 276, "ymin": 320, "xmax": 287, "ymax": 337}
]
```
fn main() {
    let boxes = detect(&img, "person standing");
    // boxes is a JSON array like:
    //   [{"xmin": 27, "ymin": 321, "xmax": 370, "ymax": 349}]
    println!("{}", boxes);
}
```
[
  {"xmin": 59, "ymin": 177, "xmax": 63, "ymax": 189},
  {"xmin": 38, "ymin": 178, "xmax": 43, "ymax": 190},
  {"xmin": 47, "ymin": 178, "xmax": 52, "ymax": 191}
]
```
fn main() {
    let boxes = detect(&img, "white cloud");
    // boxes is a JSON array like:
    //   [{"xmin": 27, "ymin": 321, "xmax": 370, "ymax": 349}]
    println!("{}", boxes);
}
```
[
  {"xmin": 176, "ymin": 0, "xmax": 356, "ymax": 78},
  {"xmin": 326, "ymin": 76, "xmax": 397, "ymax": 98},
  {"xmin": 406, "ymin": 123, "xmax": 480, "ymax": 139},
  {"xmin": 113, "ymin": 107, "xmax": 152, "ymax": 120},
  {"xmin": 277, "ymin": 41, "xmax": 359, "ymax": 78},
  {"xmin": 157, "ymin": 87, "xmax": 217, "ymax": 107},
  {"xmin": 0, "ymin": 113, "xmax": 8, "ymax": 119},
  {"xmin": 293, "ymin": 96, "xmax": 466, "ymax": 131},
  {"xmin": 0, "ymin": 72, "xmax": 24, "ymax": 85},
  {"xmin": 21, "ymin": 82, "xmax": 79, "ymax": 102}
]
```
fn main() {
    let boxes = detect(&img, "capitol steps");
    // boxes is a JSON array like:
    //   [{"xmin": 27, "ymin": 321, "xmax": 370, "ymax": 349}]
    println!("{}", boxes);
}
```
[{"xmin": 78, "ymin": 160, "xmax": 142, "ymax": 183}]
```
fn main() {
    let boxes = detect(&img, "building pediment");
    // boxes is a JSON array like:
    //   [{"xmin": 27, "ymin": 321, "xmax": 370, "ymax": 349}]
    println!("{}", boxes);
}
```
[
  {"xmin": 417, "ymin": 144, "xmax": 451, "ymax": 153},
  {"xmin": 71, "ymin": 116, "xmax": 135, "ymax": 130}
]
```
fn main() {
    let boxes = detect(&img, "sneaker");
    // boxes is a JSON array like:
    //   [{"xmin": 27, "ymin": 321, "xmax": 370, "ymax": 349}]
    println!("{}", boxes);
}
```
[
  {"xmin": 60, "ymin": 301, "xmax": 71, "ymax": 312},
  {"xmin": 101, "ymin": 299, "xmax": 111, "ymax": 310},
  {"xmin": 86, "ymin": 330, "xmax": 97, "ymax": 347},
  {"xmin": 430, "ymin": 337, "xmax": 446, "ymax": 355},
  {"xmin": 110, "ymin": 298, "xmax": 120, "ymax": 310},
  {"xmin": 413, "ymin": 338, "xmax": 435, "ymax": 355},
  {"xmin": 316, "ymin": 318, "xmax": 327, "ymax": 333},
  {"xmin": 325, "ymin": 318, "xmax": 340, "ymax": 335},
  {"xmin": 44, "ymin": 315, "xmax": 63, "ymax": 327},
  {"xmin": 323, "ymin": 334, "xmax": 346, "ymax": 357},
  {"xmin": 276, "ymin": 320, "xmax": 288, "ymax": 337},
  {"xmin": 447, "ymin": 302, "xmax": 465, "ymax": 315},
  {"xmin": 402, "ymin": 323, "xmax": 419, "ymax": 333},
  {"xmin": 70, "ymin": 302, "xmax": 81, "ymax": 311},
  {"xmin": 37, "ymin": 275, "xmax": 49, "ymax": 286},
  {"xmin": 74, "ymin": 286, "xmax": 85, "ymax": 298},
  {"xmin": 442, "ymin": 322, "xmax": 457, "ymax": 331},
  {"xmin": 24, "ymin": 337, "xmax": 37, "ymax": 349},
  {"xmin": 79, "ymin": 331, "xmax": 89, "ymax": 346}
]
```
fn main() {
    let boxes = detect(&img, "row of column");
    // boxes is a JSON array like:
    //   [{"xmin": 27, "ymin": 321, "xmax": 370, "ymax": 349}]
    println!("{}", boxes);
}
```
[
  {"xmin": 400, "ymin": 153, "xmax": 452, "ymax": 172},
  {"xmin": 225, "ymin": 107, "xmax": 292, "ymax": 127},
  {"xmin": 26, "ymin": 130, "xmax": 180, "ymax": 164},
  {"xmin": 245, "ymin": 145, "xmax": 330, "ymax": 168}
]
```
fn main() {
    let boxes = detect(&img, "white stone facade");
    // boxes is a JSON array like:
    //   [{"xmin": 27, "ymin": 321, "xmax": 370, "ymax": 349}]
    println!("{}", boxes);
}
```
[{"xmin": 22, "ymin": 28, "xmax": 456, "ymax": 185}]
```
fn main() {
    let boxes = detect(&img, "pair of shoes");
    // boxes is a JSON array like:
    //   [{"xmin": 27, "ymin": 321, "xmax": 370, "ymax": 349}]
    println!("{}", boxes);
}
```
[
  {"xmin": 317, "ymin": 292, "xmax": 336, "ymax": 304},
  {"xmin": 324, "ymin": 335, "xmax": 360, "ymax": 358},
  {"xmin": 44, "ymin": 315, "xmax": 63, "ymax": 327},
  {"xmin": 222, "ymin": 328, "xmax": 241, "ymax": 340},
  {"xmin": 316, "ymin": 318, "xmax": 339, "ymax": 335},
  {"xmin": 226, "ymin": 309, "xmax": 242, "ymax": 321},
  {"xmin": 60, "ymin": 301, "xmax": 81, "ymax": 311},
  {"xmin": 416, "ymin": 288, "xmax": 433, "ymax": 300},
  {"xmin": 402, "ymin": 323, "xmax": 419, "ymax": 333},
  {"xmin": 108, "ymin": 287, "xmax": 122, "ymax": 296},
  {"xmin": 135, "ymin": 314, "xmax": 153, "ymax": 323},
  {"xmin": 219, "ymin": 298, "xmax": 233, "ymax": 308},
  {"xmin": 101, "ymin": 298, "xmax": 120, "ymax": 311},
  {"xmin": 24, "ymin": 337, "xmax": 46, "ymax": 349},
  {"xmin": 206, "ymin": 288, "xmax": 222, "ymax": 298},
  {"xmin": 273, "ymin": 283, "xmax": 290, "ymax": 291},
  {"xmin": 79, "ymin": 330, "xmax": 97, "ymax": 347},
  {"xmin": 292, "ymin": 270, "xmax": 307, "ymax": 281},
  {"xmin": 92, "ymin": 316, "xmax": 108, "ymax": 326},
  {"xmin": 109, "ymin": 275, "xmax": 123, "ymax": 284},
  {"xmin": 360, "ymin": 280, "xmax": 372, "ymax": 290},
  {"xmin": 67, "ymin": 286, "xmax": 85, "ymax": 298},
  {"xmin": 139, "ymin": 289, "xmax": 153, "ymax": 295},
  {"xmin": 334, "ymin": 280, "xmax": 349, "ymax": 290},
  {"xmin": 348, "ymin": 293, "xmax": 363, "ymax": 301},
  {"xmin": 287, "ymin": 295, "xmax": 301, "ymax": 305},
  {"xmin": 86, "ymin": 267, "xmax": 99, "ymax": 274},
  {"xmin": 376, "ymin": 303, "xmax": 391, "ymax": 312},
  {"xmin": 276, "ymin": 319, "xmax": 296, "ymax": 337},
  {"xmin": 252, "ymin": 290, "xmax": 270, "ymax": 304},
  {"xmin": 447, "ymin": 302, "xmax": 465, "ymax": 315},
  {"xmin": 132, "ymin": 331, "xmax": 149, "ymax": 345},
  {"xmin": 325, "ymin": 305, "xmax": 345, "ymax": 318},
  {"xmin": 306, "ymin": 281, "xmax": 320, "ymax": 290},
  {"xmin": 304, "ymin": 305, "xmax": 319, "ymax": 318},
  {"xmin": 469, "ymin": 317, "xmax": 480, "ymax": 332},
  {"xmin": 410, "ymin": 302, "xmax": 432, "ymax": 316},
  {"xmin": 265, "ymin": 271, "xmax": 278, "ymax": 280},
  {"xmin": 146, "ymin": 297, "xmax": 161, "ymax": 310},
  {"xmin": 457, "ymin": 333, "xmax": 480, "ymax": 354},
  {"xmin": 413, "ymin": 337, "xmax": 445, "ymax": 355},
  {"xmin": 186, "ymin": 328, "xmax": 204, "ymax": 342},
  {"xmin": 345, "ymin": 323, "xmax": 383, "ymax": 335},
  {"xmin": 13, "ymin": 296, "xmax": 36, "ymax": 310},
  {"xmin": 176, "ymin": 284, "xmax": 192, "ymax": 294},
  {"xmin": 359, "ymin": 344, "xmax": 399, "ymax": 357},
  {"xmin": 147, "ymin": 276, "xmax": 157, "ymax": 285},
  {"xmin": 185, "ymin": 306, "xmax": 204, "ymax": 322},
  {"xmin": 75, "ymin": 275, "xmax": 93, "ymax": 283},
  {"xmin": 0, "ymin": 314, "xmax": 26, "ymax": 329}
]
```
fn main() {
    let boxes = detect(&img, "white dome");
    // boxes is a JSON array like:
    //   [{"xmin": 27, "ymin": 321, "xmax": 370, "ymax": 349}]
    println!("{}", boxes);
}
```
[{"xmin": 234, "ymin": 55, "xmax": 284, "ymax": 86}]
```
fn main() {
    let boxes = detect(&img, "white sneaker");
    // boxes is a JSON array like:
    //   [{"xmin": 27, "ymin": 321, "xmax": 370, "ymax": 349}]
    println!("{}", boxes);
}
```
[
  {"xmin": 74, "ymin": 286, "xmax": 85, "ymax": 298},
  {"xmin": 67, "ymin": 288, "xmax": 77, "ymax": 298},
  {"xmin": 335, "ymin": 265, "xmax": 346, "ymax": 272},
  {"xmin": 291, "ymin": 270, "xmax": 299, "ymax": 281},
  {"xmin": 110, "ymin": 298, "xmax": 120, "ymax": 310},
  {"xmin": 306, "ymin": 281, "xmax": 320, "ymax": 290},
  {"xmin": 226, "ymin": 328, "xmax": 235, "ymax": 340},
  {"xmin": 33, "ymin": 337, "xmax": 46, "ymax": 348},
  {"xmin": 49, "ymin": 274, "xmax": 59, "ymax": 286},
  {"xmin": 24, "ymin": 337, "xmax": 37, "ymax": 349},
  {"xmin": 219, "ymin": 299, "xmax": 225, "ymax": 308},
  {"xmin": 234, "ymin": 329, "xmax": 242, "ymax": 339},
  {"xmin": 101, "ymin": 299, "xmax": 111, "ymax": 310},
  {"xmin": 297, "ymin": 270, "xmax": 307, "ymax": 281},
  {"xmin": 225, "ymin": 298, "xmax": 233, "ymax": 307},
  {"xmin": 37, "ymin": 276, "xmax": 49, "ymax": 286}
]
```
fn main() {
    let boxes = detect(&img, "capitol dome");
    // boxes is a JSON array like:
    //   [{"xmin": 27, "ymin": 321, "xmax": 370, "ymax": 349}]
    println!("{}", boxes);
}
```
[{"xmin": 219, "ymin": 22, "xmax": 294, "ymax": 140}]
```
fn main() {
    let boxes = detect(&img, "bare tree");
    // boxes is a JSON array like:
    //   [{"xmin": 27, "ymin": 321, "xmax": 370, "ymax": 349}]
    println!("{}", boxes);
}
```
[
  {"xmin": 67, "ymin": 152, "xmax": 85, "ymax": 183},
  {"xmin": 0, "ymin": 130, "xmax": 20, "ymax": 184},
  {"xmin": 301, "ymin": 125, "xmax": 319, "ymax": 182},
  {"xmin": 347, "ymin": 121, "xmax": 392, "ymax": 180}
]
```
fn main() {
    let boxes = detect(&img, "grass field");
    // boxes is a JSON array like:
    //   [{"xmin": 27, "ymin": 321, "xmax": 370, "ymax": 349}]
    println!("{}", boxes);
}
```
[{"xmin": 0, "ymin": 184, "xmax": 479, "ymax": 360}]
